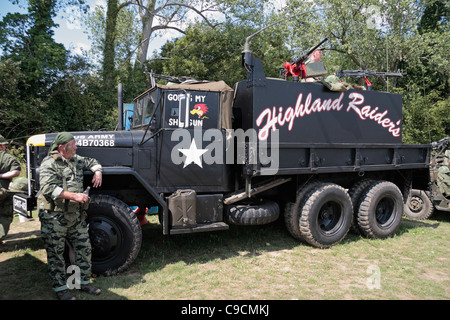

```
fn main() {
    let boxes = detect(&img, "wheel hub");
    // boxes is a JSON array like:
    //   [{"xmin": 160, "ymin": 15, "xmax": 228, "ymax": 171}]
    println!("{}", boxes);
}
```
[
  {"xmin": 88, "ymin": 217, "xmax": 119, "ymax": 260},
  {"xmin": 318, "ymin": 202, "xmax": 341, "ymax": 232},
  {"xmin": 375, "ymin": 198, "xmax": 394, "ymax": 225}
]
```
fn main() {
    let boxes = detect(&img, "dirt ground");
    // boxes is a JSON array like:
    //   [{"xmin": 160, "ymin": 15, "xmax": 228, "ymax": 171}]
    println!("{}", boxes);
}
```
[{"xmin": 0, "ymin": 217, "xmax": 41, "ymax": 257}]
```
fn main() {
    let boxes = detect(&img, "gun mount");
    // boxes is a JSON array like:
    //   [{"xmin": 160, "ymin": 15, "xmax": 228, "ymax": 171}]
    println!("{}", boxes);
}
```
[{"xmin": 281, "ymin": 38, "xmax": 329, "ymax": 82}]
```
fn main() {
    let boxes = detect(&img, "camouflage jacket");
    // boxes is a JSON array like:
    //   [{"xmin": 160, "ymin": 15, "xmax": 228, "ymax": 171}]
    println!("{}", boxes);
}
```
[
  {"xmin": 39, "ymin": 151, "xmax": 102, "ymax": 202},
  {"xmin": 0, "ymin": 150, "xmax": 21, "ymax": 189}
]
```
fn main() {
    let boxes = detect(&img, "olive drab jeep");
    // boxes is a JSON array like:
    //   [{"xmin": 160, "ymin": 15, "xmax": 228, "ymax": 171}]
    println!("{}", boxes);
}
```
[{"xmin": 404, "ymin": 137, "xmax": 450, "ymax": 219}]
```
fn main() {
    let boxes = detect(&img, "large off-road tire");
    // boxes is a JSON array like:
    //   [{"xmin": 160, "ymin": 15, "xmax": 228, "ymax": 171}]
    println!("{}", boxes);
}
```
[
  {"xmin": 225, "ymin": 199, "xmax": 279, "ymax": 226},
  {"xmin": 404, "ymin": 189, "xmax": 434, "ymax": 220},
  {"xmin": 284, "ymin": 181, "xmax": 321, "ymax": 242},
  {"xmin": 298, "ymin": 183, "xmax": 353, "ymax": 248},
  {"xmin": 357, "ymin": 181, "xmax": 403, "ymax": 238},
  {"xmin": 348, "ymin": 179, "xmax": 375, "ymax": 234},
  {"xmin": 86, "ymin": 195, "xmax": 142, "ymax": 276}
]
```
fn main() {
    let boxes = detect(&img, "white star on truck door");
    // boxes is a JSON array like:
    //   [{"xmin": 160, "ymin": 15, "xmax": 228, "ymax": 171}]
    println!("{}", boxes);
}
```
[{"xmin": 178, "ymin": 139, "xmax": 208, "ymax": 168}]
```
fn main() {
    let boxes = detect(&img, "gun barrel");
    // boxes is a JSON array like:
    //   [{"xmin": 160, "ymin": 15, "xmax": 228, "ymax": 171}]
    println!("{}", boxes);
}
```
[
  {"xmin": 375, "ymin": 71, "xmax": 407, "ymax": 77},
  {"xmin": 150, "ymin": 73, "xmax": 182, "ymax": 83},
  {"xmin": 293, "ymin": 37, "xmax": 328, "ymax": 65},
  {"xmin": 336, "ymin": 69, "xmax": 406, "ymax": 78}
]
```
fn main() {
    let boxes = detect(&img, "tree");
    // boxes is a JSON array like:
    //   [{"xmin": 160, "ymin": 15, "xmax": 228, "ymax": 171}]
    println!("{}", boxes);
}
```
[
  {"xmin": 155, "ymin": 21, "xmax": 290, "ymax": 86},
  {"xmin": 400, "ymin": 0, "xmax": 449, "ymax": 143},
  {"xmin": 92, "ymin": 0, "xmax": 227, "ymax": 89},
  {"xmin": 281, "ymin": 0, "xmax": 448, "ymax": 143},
  {"xmin": 85, "ymin": 1, "xmax": 145, "ymax": 100},
  {"xmin": 0, "ymin": 58, "xmax": 48, "ymax": 140},
  {"xmin": 0, "ymin": 0, "xmax": 68, "ymax": 96},
  {"xmin": 103, "ymin": 0, "xmax": 120, "ymax": 90},
  {"xmin": 0, "ymin": 0, "xmax": 115, "ymax": 140},
  {"xmin": 132, "ymin": 0, "xmax": 222, "ymax": 67}
]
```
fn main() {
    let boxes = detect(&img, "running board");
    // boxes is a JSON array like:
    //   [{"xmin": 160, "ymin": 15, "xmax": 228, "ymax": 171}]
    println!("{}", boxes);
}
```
[{"xmin": 169, "ymin": 222, "xmax": 229, "ymax": 235}]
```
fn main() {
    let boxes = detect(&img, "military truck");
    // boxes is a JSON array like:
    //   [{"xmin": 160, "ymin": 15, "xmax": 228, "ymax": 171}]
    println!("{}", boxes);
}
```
[
  {"xmin": 404, "ymin": 137, "xmax": 450, "ymax": 219},
  {"xmin": 15, "ymin": 36, "xmax": 431, "ymax": 275}
]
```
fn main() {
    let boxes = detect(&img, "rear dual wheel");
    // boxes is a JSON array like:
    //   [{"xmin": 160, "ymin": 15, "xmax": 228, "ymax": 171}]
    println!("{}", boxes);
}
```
[
  {"xmin": 356, "ymin": 181, "xmax": 403, "ymax": 238},
  {"xmin": 285, "ymin": 183, "xmax": 353, "ymax": 248},
  {"xmin": 285, "ymin": 180, "xmax": 404, "ymax": 247}
]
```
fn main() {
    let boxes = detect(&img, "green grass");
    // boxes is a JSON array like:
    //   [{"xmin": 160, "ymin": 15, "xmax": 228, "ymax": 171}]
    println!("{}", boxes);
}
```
[{"xmin": 1, "ymin": 211, "xmax": 449, "ymax": 300}]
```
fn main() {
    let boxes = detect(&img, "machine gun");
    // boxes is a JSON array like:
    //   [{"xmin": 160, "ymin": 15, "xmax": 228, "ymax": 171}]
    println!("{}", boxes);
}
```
[
  {"xmin": 432, "ymin": 137, "xmax": 450, "ymax": 151},
  {"xmin": 148, "ymin": 71, "xmax": 199, "ymax": 87},
  {"xmin": 335, "ymin": 69, "xmax": 406, "ymax": 91},
  {"xmin": 281, "ymin": 37, "xmax": 328, "ymax": 82}
]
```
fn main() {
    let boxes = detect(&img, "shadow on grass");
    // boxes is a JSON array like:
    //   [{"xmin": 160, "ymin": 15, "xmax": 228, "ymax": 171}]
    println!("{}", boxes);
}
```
[
  {"xmin": 2, "ymin": 208, "xmax": 449, "ymax": 300},
  {"xmin": 0, "ymin": 221, "xmax": 128, "ymax": 300},
  {"xmin": 399, "ymin": 209, "xmax": 450, "ymax": 235},
  {"xmin": 135, "ymin": 208, "xmax": 450, "ymax": 272},
  {"xmin": 134, "ymin": 217, "xmax": 300, "ymax": 273}
]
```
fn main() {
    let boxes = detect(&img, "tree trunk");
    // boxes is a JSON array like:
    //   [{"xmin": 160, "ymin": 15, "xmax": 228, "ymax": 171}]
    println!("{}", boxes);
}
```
[
  {"xmin": 137, "ymin": 12, "xmax": 155, "ymax": 66},
  {"xmin": 103, "ymin": 0, "xmax": 119, "ymax": 90},
  {"xmin": 137, "ymin": 0, "xmax": 157, "ymax": 67}
]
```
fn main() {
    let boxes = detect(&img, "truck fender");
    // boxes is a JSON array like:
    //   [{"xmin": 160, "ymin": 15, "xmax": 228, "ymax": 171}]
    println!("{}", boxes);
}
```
[{"xmin": 103, "ymin": 167, "xmax": 169, "ymax": 234}]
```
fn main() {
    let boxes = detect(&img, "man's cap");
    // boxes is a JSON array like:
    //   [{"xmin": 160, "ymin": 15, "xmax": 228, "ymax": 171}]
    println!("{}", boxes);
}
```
[
  {"xmin": 48, "ymin": 132, "xmax": 75, "ymax": 155},
  {"xmin": 0, "ymin": 135, "xmax": 8, "ymax": 145}
]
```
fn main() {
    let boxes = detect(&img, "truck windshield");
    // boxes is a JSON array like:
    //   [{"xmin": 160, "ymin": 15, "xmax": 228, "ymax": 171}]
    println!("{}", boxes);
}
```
[{"xmin": 133, "ymin": 89, "xmax": 157, "ymax": 128}]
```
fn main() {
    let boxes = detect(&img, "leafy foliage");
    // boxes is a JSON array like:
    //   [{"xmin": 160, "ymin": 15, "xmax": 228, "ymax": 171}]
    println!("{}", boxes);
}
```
[
  {"xmin": 0, "ymin": 0, "xmax": 116, "ymax": 143},
  {"xmin": 0, "ymin": 0, "xmax": 448, "ymax": 145}
]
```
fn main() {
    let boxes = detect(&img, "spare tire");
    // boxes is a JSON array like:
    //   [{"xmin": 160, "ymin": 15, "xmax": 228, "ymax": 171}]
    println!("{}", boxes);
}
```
[{"xmin": 225, "ymin": 199, "xmax": 279, "ymax": 226}]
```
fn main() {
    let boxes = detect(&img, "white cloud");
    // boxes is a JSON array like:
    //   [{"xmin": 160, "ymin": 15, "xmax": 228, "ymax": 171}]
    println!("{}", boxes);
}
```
[
  {"xmin": 268, "ymin": 0, "xmax": 287, "ymax": 12},
  {"xmin": 91, "ymin": 0, "xmax": 107, "ymax": 11},
  {"xmin": 66, "ymin": 19, "xmax": 82, "ymax": 30},
  {"xmin": 73, "ymin": 42, "xmax": 91, "ymax": 55}
]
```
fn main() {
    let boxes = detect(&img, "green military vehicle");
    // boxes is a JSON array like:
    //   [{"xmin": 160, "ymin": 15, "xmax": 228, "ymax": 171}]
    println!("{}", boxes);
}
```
[{"xmin": 404, "ymin": 137, "xmax": 450, "ymax": 219}]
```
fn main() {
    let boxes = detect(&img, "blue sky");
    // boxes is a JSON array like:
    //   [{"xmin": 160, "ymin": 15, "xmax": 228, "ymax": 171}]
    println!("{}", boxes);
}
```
[
  {"xmin": 1, "ymin": 0, "xmax": 287, "ymax": 58},
  {"xmin": 0, "ymin": 0, "xmax": 96, "ymax": 55},
  {"xmin": 0, "ymin": 0, "xmax": 169, "ymax": 57}
]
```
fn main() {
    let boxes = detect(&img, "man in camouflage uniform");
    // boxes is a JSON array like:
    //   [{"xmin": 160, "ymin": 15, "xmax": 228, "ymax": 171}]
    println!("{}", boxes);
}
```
[
  {"xmin": 437, "ymin": 149, "xmax": 450, "ymax": 201},
  {"xmin": 0, "ymin": 134, "xmax": 21, "ymax": 243},
  {"xmin": 38, "ymin": 132, "xmax": 103, "ymax": 300}
]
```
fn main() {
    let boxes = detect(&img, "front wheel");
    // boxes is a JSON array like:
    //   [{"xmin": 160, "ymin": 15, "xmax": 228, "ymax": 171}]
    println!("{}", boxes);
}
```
[{"xmin": 86, "ymin": 195, "xmax": 142, "ymax": 275}]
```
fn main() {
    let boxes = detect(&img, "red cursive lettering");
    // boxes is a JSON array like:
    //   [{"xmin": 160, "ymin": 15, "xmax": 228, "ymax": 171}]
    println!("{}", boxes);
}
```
[
  {"xmin": 256, "ymin": 92, "xmax": 344, "ymax": 141},
  {"xmin": 256, "ymin": 91, "xmax": 401, "ymax": 141}
]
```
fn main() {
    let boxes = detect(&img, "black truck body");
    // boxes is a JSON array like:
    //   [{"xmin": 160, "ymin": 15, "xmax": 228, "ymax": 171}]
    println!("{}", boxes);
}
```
[{"xmin": 18, "ymin": 41, "xmax": 431, "ymax": 275}]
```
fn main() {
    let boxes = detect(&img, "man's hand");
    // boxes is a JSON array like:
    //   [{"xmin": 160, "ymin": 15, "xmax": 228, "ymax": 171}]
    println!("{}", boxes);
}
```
[
  {"xmin": 92, "ymin": 170, "xmax": 102, "ymax": 188},
  {"xmin": 59, "ymin": 190, "xmax": 89, "ymax": 204},
  {"xmin": 73, "ymin": 192, "xmax": 89, "ymax": 204}
]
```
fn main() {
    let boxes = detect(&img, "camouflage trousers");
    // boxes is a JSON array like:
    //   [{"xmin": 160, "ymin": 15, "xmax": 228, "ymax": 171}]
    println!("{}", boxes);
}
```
[
  {"xmin": 39, "ymin": 209, "xmax": 92, "ymax": 292},
  {"xmin": 0, "ymin": 195, "xmax": 13, "ymax": 241}
]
